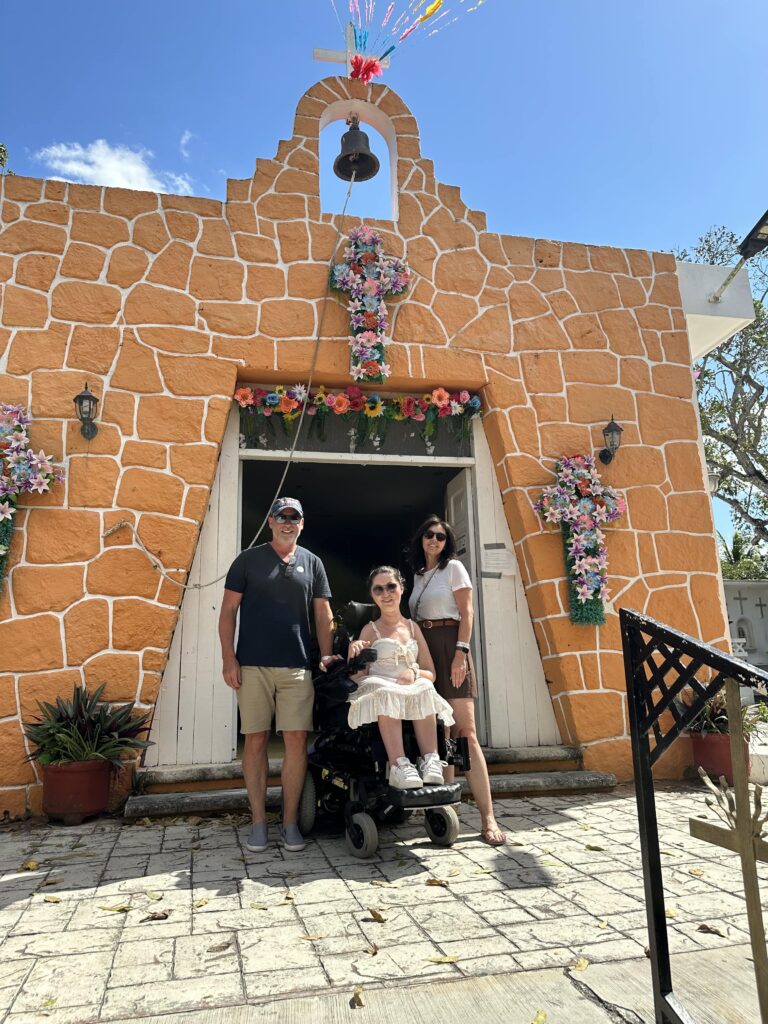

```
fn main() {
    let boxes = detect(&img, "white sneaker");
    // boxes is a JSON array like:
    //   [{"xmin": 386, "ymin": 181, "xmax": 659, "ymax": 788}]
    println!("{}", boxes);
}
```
[
  {"xmin": 388, "ymin": 758, "xmax": 423, "ymax": 790},
  {"xmin": 417, "ymin": 752, "xmax": 445, "ymax": 785}
]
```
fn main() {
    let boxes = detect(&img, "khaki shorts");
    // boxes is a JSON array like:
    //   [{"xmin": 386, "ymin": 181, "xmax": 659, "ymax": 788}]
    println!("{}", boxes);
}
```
[{"xmin": 238, "ymin": 666, "xmax": 313, "ymax": 734}]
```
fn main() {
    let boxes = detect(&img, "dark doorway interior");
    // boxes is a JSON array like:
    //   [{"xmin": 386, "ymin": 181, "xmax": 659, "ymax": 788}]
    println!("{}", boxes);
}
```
[
  {"xmin": 237, "ymin": 458, "xmax": 465, "ymax": 757},
  {"xmin": 240, "ymin": 460, "xmax": 463, "ymax": 609}
]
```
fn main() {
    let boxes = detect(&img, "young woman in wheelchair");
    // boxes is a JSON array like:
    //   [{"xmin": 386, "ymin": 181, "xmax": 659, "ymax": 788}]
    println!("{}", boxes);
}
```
[{"xmin": 345, "ymin": 566, "xmax": 455, "ymax": 790}]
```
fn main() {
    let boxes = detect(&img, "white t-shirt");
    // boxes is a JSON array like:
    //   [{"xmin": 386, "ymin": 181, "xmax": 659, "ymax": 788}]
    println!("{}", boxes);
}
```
[{"xmin": 408, "ymin": 560, "xmax": 473, "ymax": 621}]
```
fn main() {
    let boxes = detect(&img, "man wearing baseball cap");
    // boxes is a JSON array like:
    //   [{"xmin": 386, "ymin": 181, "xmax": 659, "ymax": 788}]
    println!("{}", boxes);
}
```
[{"xmin": 219, "ymin": 497, "xmax": 333, "ymax": 854}]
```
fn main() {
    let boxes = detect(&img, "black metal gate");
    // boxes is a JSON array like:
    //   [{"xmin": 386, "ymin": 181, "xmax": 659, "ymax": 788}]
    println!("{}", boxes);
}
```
[{"xmin": 621, "ymin": 607, "xmax": 768, "ymax": 1024}]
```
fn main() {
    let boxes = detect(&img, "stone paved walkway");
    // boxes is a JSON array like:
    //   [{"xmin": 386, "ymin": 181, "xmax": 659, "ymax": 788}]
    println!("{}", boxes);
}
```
[{"xmin": 0, "ymin": 784, "xmax": 761, "ymax": 1023}]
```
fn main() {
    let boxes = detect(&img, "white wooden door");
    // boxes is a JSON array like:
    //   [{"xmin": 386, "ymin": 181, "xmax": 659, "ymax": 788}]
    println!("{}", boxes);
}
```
[
  {"xmin": 445, "ymin": 468, "xmax": 488, "ymax": 744},
  {"xmin": 471, "ymin": 420, "xmax": 560, "ymax": 748},
  {"xmin": 146, "ymin": 410, "xmax": 240, "ymax": 767}
]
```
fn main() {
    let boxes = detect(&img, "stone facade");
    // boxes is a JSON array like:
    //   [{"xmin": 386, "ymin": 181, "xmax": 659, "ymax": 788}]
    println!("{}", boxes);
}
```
[{"xmin": 0, "ymin": 76, "xmax": 727, "ymax": 815}]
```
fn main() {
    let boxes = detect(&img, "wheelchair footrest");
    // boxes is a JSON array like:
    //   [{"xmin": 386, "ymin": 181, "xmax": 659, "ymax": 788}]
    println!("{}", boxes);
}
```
[{"xmin": 386, "ymin": 782, "xmax": 461, "ymax": 808}]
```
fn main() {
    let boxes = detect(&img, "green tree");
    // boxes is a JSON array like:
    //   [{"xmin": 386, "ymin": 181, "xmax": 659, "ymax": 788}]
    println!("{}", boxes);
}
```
[
  {"xmin": 679, "ymin": 226, "xmax": 768, "ymax": 542},
  {"xmin": 0, "ymin": 143, "xmax": 8, "ymax": 173},
  {"xmin": 718, "ymin": 529, "xmax": 768, "ymax": 580}
]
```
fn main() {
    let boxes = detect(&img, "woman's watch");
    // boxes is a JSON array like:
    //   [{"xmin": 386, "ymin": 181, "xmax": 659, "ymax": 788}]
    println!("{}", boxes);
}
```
[
  {"xmin": 455, "ymin": 642, "xmax": 470, "ymax": 654},
  {"xmin": 320, "ymin": 655, "xmax": 334, "ymax": 663}
]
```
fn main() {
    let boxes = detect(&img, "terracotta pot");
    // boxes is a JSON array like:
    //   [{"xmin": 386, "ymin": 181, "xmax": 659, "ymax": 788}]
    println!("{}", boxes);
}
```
[
  {"xmin": 691, "ymin": 732, "xmax": 748, "ymax": 787},
  {"xmin": 43, "ymin": 760, "xmax": 111, "ymax": 825}
]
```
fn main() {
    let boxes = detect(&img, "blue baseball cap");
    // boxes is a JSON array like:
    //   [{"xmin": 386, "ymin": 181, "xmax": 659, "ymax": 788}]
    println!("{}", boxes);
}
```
[{"xmin": 270, "ymin": 497, "xmax": 304, "ymax": 518}]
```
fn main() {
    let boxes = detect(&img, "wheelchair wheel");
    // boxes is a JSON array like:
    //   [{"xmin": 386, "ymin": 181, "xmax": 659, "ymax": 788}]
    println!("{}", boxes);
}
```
[
  {"xmin": 345, "ymin": 812, "xmax": 379, "ymax": 858},
  {"xmin": 424, "ymin": 806, "xmax": 460, "ymax": 847},
  {"xmin": 297, "ymin": 772, "xmax": 317, "ymax": 837}
]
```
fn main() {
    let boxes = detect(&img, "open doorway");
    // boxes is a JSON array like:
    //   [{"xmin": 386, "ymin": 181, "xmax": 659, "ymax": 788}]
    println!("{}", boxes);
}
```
[
  {"xmin": 238, "ymin": 458, "xmax": 470, "ymax": 758},
  {"xmin": 240, "ymin": 460, "xmax": 465, "ymax": 608}
]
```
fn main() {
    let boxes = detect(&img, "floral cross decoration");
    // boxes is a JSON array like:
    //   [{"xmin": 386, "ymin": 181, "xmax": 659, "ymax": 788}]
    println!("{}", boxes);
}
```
[
  {"xmin": 330, "ymin": 225, "xmax": 411, "ymax": 384},
  {"xmin": 533, "ymin": 455, "xmax": 626, "ymax": 626},
  {"xmin": 0, "ymin": 404, "xmax": 64, "ymax": 593}
]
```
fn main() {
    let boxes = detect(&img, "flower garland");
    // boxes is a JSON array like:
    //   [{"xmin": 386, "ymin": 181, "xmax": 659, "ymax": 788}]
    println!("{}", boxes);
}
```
[
  {"xmin": 0, "ymin": 404, "xmax": 65, "ymax": 593},
  {"xmin": 330, "ymin": 226, "xmax": 411, "ymax": 384},
  {"xmin": 533, "ymin": 455, "xmax": 626, "ymax": 626},
  {"xmin": 235, "ymin": 384, "xmax": 482, "ymax": 452}
]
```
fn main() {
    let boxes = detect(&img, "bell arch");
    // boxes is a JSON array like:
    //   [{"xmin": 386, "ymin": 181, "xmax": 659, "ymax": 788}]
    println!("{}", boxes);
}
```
[
  {"xmin": 318, "ymin": 99, "xmax": 400, "ymax": 219},
  {"xmin": 319, "ymin": 117, "xmax": 393, "ymax": 221}
]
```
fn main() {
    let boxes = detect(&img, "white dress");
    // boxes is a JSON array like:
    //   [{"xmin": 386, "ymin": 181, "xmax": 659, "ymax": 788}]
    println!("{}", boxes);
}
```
[{"xmin": 347, "ymin": 620, "xmax": 456, "ymax": 730}]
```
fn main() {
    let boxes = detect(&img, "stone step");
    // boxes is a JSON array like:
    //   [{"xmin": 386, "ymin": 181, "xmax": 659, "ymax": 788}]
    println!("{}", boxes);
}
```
[
  {"xmin": 123, "ymin": 769, "xmax": 614, "ymax": 819},
  {"xmin": 137, "ymin": 745, "xmax": 583, "ymax": 793}
]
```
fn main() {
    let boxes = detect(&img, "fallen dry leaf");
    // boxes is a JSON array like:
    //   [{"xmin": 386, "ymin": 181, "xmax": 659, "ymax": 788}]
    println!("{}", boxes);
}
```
[
  {"xmin": 598, "ymin": 920, "xmax": 608, "ymax": 929},
  {"xmin": 448, "ymin": 868, "xmax": 462, "ymax": 877},
  {"xmin": 367, "ymin": 908, "xmax": 387, "ymax": 923},
  {"xmin": 301, "ymin": 934, "xmax": 327, "ymax": 941},
  {"xmin": 140, "ymin": 910, "xmax": 170, "ymax": 923},
  {"xmin": 21, "ymin": 860, "xmax": 40, "ymax": 871},
  {"xmin": 185, "ymin": 815, "xmax": 204, "ymax": 826},
  {"xmin": 250, "ymin": 903, "xmax": 268, "ymax": 911},
  {"xmin": 365, "ymin": 943, "xmax": 379, "ymax": 956},
  {"xmin": 697, "ymin": 923, "xmax": 727, "ymax": 938},
  {"xmin": 98, "ymin": 904, "xmax": 131, "ymax": 914},
  {"xmin": 665, "ymin": 907, "xmax": 679, "ymax": 920},
  {"xmin": 193, "ymin": 899, "xmax": 209, "ymax": 909},
  {"xmin": 351, "ymin": 985, "xmax": 365, "ymax": 1008},
  {"xmin": 474, "ymin": 868, "xmax": 493, "ymax": 874},
  {"xmin": 428, "ymin": 955, "xmax": 459, "ymax": 963},
  {"xmin": 531, "ymin": 1011, "xmax": 547, "ymax": 1024},
  {"xmin": 43, "ymin": 895, "xmax": 62, "ymax": 904},
  {"xmin": 136, "ymin": 817, "xmax": 154, "ymax": 827},
  {"xmin": 571, "ymin": 957, "xmax": 589, "ymax": 972},
  {"xmin": 145, "ymin": 889, "xmax": 163, "ymax": 902},
  {"xmin": 689, "ymin": 869, "xmax": 705, "ymax": 877},
  {"xmin": 40, "ymin": 878, "xmax": 63, "ymax": 887},
  {"xmin": 41, "ymin": 997, "xmax": 57, "ymax": 1010},
  {"xmin": 426, "ymin": 878, "xmax": 449, "ymax": 888},
  {"xmin": 370, "ymin": 880, "xmax": 391, "ymax": 888},
  {"xmin": 284, "ymin": 890, "xmax": 295, "ymax": 902},
  {"xmin": 585, "ymin": 845, "xmax": 604, "ymax": 853},
  {"xmin": 206, "ymin": 940, "xmax": 232, "ymax": 952}
]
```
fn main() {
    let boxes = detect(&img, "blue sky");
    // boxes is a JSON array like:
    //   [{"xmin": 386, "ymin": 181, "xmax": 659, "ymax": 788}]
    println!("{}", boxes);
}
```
[{"xmin": 4, "ymin": 0, "xmax": 767, "ymax": 538}]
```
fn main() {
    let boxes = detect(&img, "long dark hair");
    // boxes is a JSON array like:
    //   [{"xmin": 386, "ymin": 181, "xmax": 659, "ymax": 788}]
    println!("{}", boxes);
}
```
[{"xmin": 407, "ymin": 515, "xmax": 457, "ymax": 575}]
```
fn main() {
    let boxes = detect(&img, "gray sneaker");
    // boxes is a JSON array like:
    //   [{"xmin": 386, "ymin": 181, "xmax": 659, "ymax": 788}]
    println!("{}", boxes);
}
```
[
  {"xmin": 279, "ymin": 822, "xmax": 306, "ymax": 852},
  {"xmin": 246, "ymin": 821, "xmax": 269, "ymax": 853}
]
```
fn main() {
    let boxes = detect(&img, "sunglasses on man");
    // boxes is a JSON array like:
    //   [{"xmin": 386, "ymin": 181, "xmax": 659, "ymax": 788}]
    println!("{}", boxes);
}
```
[
  {"xmin": 274, "ymin": 513, "xmax": 302, "ymax": 524},
  {"xmin": 372, "ymin": 582, "xmax": 400, "ymax": 595},
  {"xmin": 424, "ymin": 530, "xmax": 446, "ymax": 542}
]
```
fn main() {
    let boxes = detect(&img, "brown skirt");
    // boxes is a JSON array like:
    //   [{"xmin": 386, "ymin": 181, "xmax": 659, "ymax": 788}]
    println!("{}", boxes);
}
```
[{"xmin": 419, "ymin": 622, "xmax": 478, "ymax": 701}]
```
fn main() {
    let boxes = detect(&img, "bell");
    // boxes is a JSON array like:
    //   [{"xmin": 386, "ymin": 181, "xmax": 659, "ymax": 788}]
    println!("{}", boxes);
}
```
[{"xmin": 333, "ymin": 115, "xmax": 380, "ymax": 182}]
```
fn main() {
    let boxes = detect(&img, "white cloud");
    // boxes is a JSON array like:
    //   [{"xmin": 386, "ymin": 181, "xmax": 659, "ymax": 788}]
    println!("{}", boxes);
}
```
[
  {"xmin": 34, "ymin": 139, "xmax": 194, "ymax": 195},
  {"xmin": 179, "ymin": 130, "xmax": 193, "ymax": 159}
]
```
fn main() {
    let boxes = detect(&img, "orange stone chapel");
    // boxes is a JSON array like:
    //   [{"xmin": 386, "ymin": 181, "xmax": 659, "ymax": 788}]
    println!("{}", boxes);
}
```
[{"xmin": 0, "ymin": 76, "xmax": 744, "ymax": 817}]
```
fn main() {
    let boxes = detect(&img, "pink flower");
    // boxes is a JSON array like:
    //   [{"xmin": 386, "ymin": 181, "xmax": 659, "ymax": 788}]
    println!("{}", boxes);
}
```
[
  {"xmin": 325, "ymin": 394, "xmax": 337, "ymax": 408},
  {"xmin": 459, "ymin": 390, "xmax": 470, "ymax": 403}
]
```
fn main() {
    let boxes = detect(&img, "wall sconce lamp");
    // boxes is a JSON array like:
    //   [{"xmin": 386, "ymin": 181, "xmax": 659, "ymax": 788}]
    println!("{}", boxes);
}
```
[
  {"xmin": 73, "ymin": 383, "xmax": 99, "ymax": 440},
  {"xmin": 708, "ymin": 206, "xmax": 768, "ymax": 304},
  {"xmin": 599, "ymin": 416, "xmax": 623, "ymax": 465},
  {"xmin": 707, "ymin": 466, "xmax": 721, "ymax": 495}
]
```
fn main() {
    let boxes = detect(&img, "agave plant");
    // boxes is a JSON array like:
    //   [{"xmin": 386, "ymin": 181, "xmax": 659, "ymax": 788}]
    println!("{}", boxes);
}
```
[{"xmin": 23, "ymin": 684, "xmax": 152, "ymax": 768}]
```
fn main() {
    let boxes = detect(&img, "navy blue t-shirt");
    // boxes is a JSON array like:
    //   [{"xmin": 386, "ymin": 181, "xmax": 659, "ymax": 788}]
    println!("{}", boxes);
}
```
[{"xmin": 224, "ymin": 544, "xmax": 332, "ymax": 669}]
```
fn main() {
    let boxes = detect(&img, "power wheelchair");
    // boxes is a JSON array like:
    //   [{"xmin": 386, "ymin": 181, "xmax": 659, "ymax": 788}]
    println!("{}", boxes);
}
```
[{"xmin": 296, "ymin": 601, "xmax": 471, "ymax": 858}]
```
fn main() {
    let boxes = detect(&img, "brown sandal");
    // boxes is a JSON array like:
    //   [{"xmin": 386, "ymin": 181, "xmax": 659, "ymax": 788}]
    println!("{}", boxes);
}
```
[{"xmin": 480, "ymin": 826, "xmax": 507, "ymax": 846}]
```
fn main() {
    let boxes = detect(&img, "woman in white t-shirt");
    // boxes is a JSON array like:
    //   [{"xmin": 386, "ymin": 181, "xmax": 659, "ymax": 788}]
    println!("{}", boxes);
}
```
[{"xmin": 408, "ymin": 515, "xmax": 506, "ymax": 846}]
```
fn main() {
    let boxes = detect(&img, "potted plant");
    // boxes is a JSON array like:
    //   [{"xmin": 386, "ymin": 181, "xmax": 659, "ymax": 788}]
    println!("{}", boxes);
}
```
[
  {"xmin": 23, "ymin": 684, "xmax": 152, "ymax": 825},
  {"xmin": 686, "ymin": 691, "xmax": 768, "ymax": 786}
]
